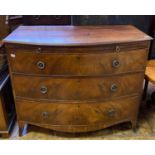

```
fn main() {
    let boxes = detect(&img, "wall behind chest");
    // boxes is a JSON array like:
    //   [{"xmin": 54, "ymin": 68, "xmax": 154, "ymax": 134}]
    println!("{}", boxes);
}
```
[{"xmin": 72, "ymin": 15, "xmax": 155, "ymax": 59}]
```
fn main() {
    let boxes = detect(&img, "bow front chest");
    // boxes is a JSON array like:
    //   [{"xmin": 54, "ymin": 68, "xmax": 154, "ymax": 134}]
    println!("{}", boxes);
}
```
[{"xmin": 3, "ymin": 25, "xmax": 152, "ymax": 135}]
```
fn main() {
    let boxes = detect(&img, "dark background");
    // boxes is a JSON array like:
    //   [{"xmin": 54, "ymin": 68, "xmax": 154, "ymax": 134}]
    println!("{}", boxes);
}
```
[
  {"xmin": 1, "ymin": 15, "xmax": 155, "ymax": 58},
  {"xmin": 72, "ymin": 15, "xmax": 154, "ymax": 58},
  {"xmin": 73, "ymin": 15, "xmax": 150, "ymax": 33}
]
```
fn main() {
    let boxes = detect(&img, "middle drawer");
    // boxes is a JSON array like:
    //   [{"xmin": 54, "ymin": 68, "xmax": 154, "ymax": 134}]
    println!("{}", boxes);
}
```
[{"xmin": 12, "ymin": 73, "xmax": 144, "ymax": 101}]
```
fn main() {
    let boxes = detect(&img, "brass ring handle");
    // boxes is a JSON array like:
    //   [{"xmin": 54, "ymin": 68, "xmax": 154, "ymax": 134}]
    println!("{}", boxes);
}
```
[
  {"xmin": 107, "ymin": 109, "xmax": 116, "ymax": 117},
  {"xmin": 116, "ymin": 46, "xmax": 120, "ymax": 52},
  {"xmin": 111, "ymin": 84, "xmax": 117, "ymax": 92},
  {"xmin": 112, "ymin": 60, "xmax": 120, "ymax": 68},
  {"xmin": 40, "ymin": 86, "xmax": 48, "ymax": 94},
  {"xmin": 42, "ymin": 112, "xmax": 49, "ymax": 119},
  {"xmin": 37, "ymin": 61, "xmax": 45, "ymax": 70}
]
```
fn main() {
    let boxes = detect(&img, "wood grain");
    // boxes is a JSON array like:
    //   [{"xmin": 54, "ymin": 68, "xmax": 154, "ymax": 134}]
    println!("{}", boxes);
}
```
[
  {"xmin": 3, "ymin": 25, "xmax": 152, "ymax": 46},
  {"xmin": 7, "ymin": 45, "xmax": 148, "ymax": 76},
  {"xmin": 4, "ymin": 25, "xmax": 152, "ymax": 134},
  {"xmin": 13, "ymin": 73, "xmax": 144, "ymax": 101},
  {"xmin": 16, "ymin": 95, "xmax": 141, "ymax": 132}
]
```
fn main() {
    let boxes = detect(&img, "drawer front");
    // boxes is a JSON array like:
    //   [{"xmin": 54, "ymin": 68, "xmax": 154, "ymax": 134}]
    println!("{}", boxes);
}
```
[
  {"xmin": 13, "ymin": 73, "xmax": 144, "ymax": 101},
  {"xmin": 7, "ymin": 43, "xmax": 148, "ymax": 76},
  {"xmin": 16, "ymin": 95, "xmax": 140, "ymax": 132}
]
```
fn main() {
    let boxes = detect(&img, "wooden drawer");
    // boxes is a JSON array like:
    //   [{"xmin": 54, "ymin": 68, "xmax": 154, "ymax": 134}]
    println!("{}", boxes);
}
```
[
  {"xmin": 13, "ymin": 73, "xmax": 144, "ymax": 101},
  {"xmin": 16, "ymin": 95, "xmax": 141, "ymax": 132},
  {"xmin": 7, "ymin": 43, "xmax": 149, "ymax": 76}
]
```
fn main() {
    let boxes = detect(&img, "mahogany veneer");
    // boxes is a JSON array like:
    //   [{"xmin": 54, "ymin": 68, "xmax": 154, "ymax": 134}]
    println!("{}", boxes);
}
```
[{"xmin": 3, "ymin": 25, "xmax": 152, "ymax": 135}]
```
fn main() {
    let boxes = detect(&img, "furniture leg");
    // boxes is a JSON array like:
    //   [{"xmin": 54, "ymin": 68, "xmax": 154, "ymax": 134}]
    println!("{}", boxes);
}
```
[
  {"xmin": 143, "ymin": 79, "xmax": 149, "ymax": 100},
  {"xmin": 131, "ymin": 120, "xmax": 137, "ymax": 132},
  {"xmin": 18, "ymin": 121, "xmax": 25, "ymax": 137}
]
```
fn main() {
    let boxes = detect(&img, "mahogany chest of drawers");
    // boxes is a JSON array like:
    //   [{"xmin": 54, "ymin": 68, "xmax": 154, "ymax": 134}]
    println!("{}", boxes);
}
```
[{"xmin": 3, "ymin": 25, "xmax": 152, "ymax": 135}]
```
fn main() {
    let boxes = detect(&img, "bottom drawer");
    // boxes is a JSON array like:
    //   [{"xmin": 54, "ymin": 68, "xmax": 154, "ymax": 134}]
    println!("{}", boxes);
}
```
[{"xmin": 16, "ymin": 95, "xmax": 141, "ymax": 132}]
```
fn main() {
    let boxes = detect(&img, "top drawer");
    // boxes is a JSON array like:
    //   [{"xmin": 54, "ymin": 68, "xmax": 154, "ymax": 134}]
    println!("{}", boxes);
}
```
[{"xmin": 6, "ymin": 42, "xmax": 149, "ymax": 76}]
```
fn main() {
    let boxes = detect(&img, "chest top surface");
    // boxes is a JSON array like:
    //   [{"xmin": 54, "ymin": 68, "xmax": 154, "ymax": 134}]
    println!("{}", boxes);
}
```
[{"xmin": 3, "ymin": 25, "xmax": 152, "ymax": 46}]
